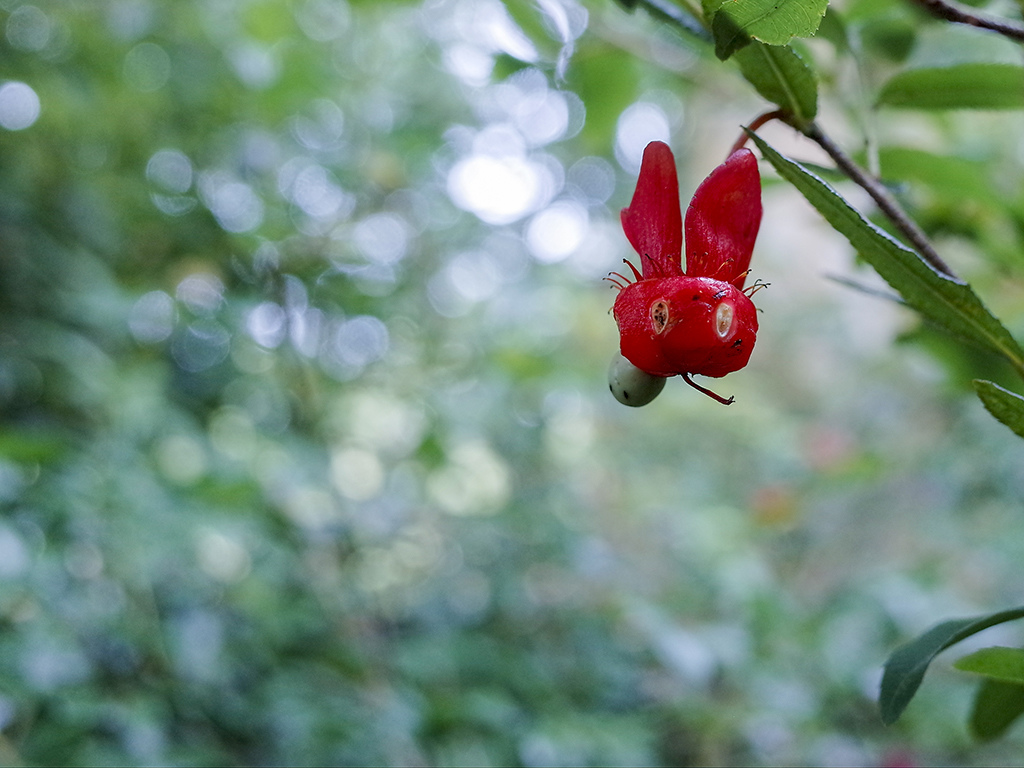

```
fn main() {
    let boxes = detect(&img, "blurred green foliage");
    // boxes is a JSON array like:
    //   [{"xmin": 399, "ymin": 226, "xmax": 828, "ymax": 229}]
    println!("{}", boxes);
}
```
[{"xmin": 2, "ymin": 0, "xmax": 1024, "ymax": 764}]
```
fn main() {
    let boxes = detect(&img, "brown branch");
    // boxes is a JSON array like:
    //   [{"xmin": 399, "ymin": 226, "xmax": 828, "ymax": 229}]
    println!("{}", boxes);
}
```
[
  {"xmin": 802, "ymin": 122, "xmax": 958, "ymax": 279},
  {"xmin": 908, "ymin": 0, "xmax": 1024, "ymax": 43}
]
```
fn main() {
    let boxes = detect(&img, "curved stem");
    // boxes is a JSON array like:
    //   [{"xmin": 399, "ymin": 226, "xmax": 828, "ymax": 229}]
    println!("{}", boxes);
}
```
[
  {"xmin": 908, "ymin": 0, "xmax": 1024, "ymax": 43},
  {"xmin": 802, "ymin": 122, "xmax": 958, "ymax": 279},
  {"xmin": 681, "ymin": 372, "xmax": 735, "ymax": 405},
  {"xmin": 730, "ymin": 110, "xmax": 786, "ymax": 156}
]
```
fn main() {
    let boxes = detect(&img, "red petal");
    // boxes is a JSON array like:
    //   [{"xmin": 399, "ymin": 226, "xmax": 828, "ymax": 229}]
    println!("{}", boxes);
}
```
[
  {"xmin": 620, "ymin": 141, "xmax": 683, "ymax": 279},
  {"xmin": 684, "ymin": 148, "xmax": 762, "ymax": 289}
]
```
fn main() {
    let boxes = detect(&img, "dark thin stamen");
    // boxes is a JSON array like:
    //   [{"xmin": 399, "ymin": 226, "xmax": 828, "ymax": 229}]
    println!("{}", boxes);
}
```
[
  {"xmin": 603, "ymin": 276, "xmax": 627, "ymax": 291},
  {"xmin": 743, "ymin": 280, "xmax": 770, "ymax": 297}
]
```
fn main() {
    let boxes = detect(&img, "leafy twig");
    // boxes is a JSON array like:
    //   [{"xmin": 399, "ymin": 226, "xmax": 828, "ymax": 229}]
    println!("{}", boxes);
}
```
[
  {"xmin": 908, "ymin": 0, "xmax": 1024, "ymax": 43},
  {"xmin": 801, "ymin": 122, "xmax": 958, "ymax": 279},
  {"xmin": 626, "ymin": 0, "xmax": 956, "ymax": 281}
]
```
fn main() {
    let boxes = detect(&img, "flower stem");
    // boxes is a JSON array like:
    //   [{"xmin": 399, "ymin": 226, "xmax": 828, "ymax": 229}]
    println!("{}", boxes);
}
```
[
  {"xmin": 681, "ymin": 373, "xmax": 735, "ymax": 405},
  {"xmin": 730, "ymin": 110, "xmax": 786, "ymax": 156}
]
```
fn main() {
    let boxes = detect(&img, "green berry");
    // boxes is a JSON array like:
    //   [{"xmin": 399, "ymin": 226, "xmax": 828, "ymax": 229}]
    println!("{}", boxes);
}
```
[{"xmin": 608, "ymin": 352, "xmax": 666, "ymax": 407}]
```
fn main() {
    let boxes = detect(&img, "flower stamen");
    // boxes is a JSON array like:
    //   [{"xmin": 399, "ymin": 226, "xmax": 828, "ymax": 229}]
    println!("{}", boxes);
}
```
[
  {"xmin": 708, "ymin": 258, "xmax": 736, "ymax": 281},
  {"xmin": 604, "ymin": 259, "xmax": 644, "ymax": 292},
  {"xmin": 603, "ymin": 273, "xmax": 631, "ymax": 291},
  {"xmin": 743, "ymin": 278, "xmax": 770, "ymax": 297}
]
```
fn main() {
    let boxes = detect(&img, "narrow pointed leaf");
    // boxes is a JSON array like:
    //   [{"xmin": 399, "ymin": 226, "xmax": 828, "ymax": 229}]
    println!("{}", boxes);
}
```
[
  {"xmin": 955, "ymin": 646, "xmax": 1024, "ymax": 685},
  {"xmin": 877, "ymin": 606, "xmax": 1024, "ymax": 725},
  {"xmin": 749, "ymin": 134, "xmax": 1024, "ymax": 378},
  {"xmin": 878, "ymin": 63, "xmax": 1024, "ymax": 111},
  {"xmin": 735, "ymin": 42, "xmax": 818, "ymax": 127},
  {"xmin": 968, "ymin": 679, "xmax": 1024, "ymax": 741},
  {"xmin": 973, "ymin": 380, "xmax": 1024, "ymax": 440}
]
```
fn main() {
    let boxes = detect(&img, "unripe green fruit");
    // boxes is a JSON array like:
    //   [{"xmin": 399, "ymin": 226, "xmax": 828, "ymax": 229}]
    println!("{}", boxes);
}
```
[{"xmin": 608, "ymin": 351, "xmax": 666, "ymax": 407}]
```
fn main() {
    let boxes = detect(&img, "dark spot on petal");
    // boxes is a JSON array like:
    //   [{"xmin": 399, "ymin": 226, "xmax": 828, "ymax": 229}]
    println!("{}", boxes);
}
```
[{"xmin": 651, "ymin": 300, "xmax": 669, "ymax": 334}]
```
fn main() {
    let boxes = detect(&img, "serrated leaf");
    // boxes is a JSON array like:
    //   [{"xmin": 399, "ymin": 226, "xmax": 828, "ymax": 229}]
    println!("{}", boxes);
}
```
[
  {"xmin": 875, "ymin": 606, "xmax": 1024, "ymax": 725},
  {"xmin": 735, "ymin": 42, "xmax": 817, "ymax": 127},
  {"xmin": 955, "ymin": 646, "xmax": 1024, "ymax": 685},
  {"xmin": 749, "ymin": 134, "xmax": 1024, "ymax": 378},
  {"xmin": 974, "ymin": 380, "xmax": 1024, "ymax": 439},
  {"xmin": 968, "ymin": 679, "xmax": 1024, "ymax": 741},
  {"xmin": 710, "ymin": 0, "xmax": 829, "ymax": 59},
  {"xmin": 878, "ymin": 63, "xmax": 1024, "ymax": 110}
]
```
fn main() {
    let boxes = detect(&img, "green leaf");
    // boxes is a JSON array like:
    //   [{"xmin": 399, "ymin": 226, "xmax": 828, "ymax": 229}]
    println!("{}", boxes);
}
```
[
  {"xmin": 974, "ymin": 380, "xmax": 1024, "ymax": 439},
  {"xmin": 876, "ymin": 606, "xmax": 1024, "ymax": 725},
  {"xmin": 968, "ymin": 678, "xmax": 1024, "ymax": 741},
  {"xmin": 878, "ymin": 63, "xmax": 1024, "ymax": 110},
  {"xmin": 710, "ymin": 0, "xmax": 829, "ymax": 59},
  {"xmin": 748, "ymin": 134, "xmax": 1024, "ymax": 378},
  {"xmin": 860, "ymin": 17, "xmax": 916, "ymax": 63},
  {"xmin": 955, "ymin": 646, "xmax": 1024, "ymax": 685},
  {"xmin": 735, "ymin": 42, "xmax": 818, "ymax": 127}
]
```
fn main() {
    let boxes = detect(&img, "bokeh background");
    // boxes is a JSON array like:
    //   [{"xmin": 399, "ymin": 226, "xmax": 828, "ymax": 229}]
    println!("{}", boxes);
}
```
[{"xmin": 3, "ymin": 0, "xmax": 1024, "ymax": 764}]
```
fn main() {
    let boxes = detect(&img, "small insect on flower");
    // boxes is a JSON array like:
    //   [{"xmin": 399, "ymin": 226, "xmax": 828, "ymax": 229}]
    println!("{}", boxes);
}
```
[{"xmin": 607, "ymin": 141, "xmax": 765, "ymax": 406}]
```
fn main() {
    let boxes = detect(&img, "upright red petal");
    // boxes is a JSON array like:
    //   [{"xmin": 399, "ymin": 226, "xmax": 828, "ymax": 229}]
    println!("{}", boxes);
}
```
[
  {"xmin": 684, "ymin": 148, "xmax": 762, "ymax": 289},
  {"xmin": 620, "ymin": 141, "xmax": 683, "ymax": 279}
]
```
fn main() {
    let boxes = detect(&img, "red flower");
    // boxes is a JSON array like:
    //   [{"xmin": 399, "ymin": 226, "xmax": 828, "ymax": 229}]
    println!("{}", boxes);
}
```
[{"xmin": 608, "ymin": 141, "xmax": 763, "ymax": 405}]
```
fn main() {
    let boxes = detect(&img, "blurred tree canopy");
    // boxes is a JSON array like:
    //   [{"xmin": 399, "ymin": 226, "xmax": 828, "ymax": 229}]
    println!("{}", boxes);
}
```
[{"xmin": 3, "ymin": 0, "xmax": 1024, "ymax": 764}]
